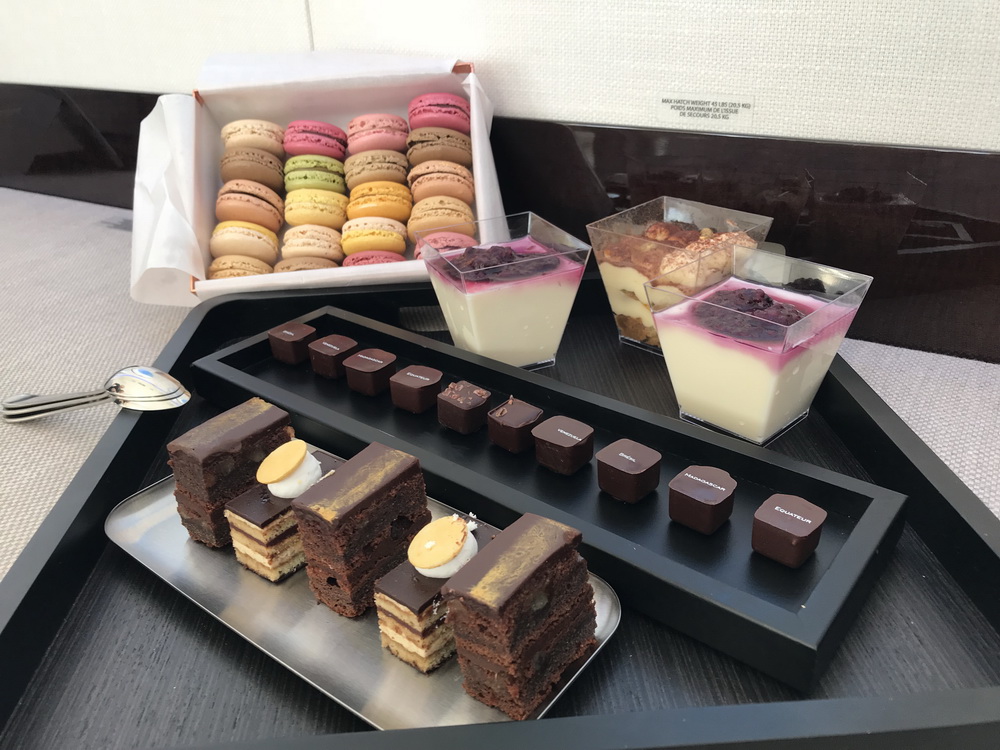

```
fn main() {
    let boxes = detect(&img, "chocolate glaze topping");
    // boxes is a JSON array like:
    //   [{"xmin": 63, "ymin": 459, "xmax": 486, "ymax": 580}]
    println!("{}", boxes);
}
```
[{"xmin": 166, "ymin": 398, "xmax": 290, "ymax": 463}]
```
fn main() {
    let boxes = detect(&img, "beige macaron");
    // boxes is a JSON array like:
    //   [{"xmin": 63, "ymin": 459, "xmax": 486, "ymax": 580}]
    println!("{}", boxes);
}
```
[
  {"xmin": 209, "ymin": 221, "xmax": 279, "ymax": 264},
  {"xmin": 274, "ymin": 257, "xmax": 339, "ymax": 272},
  {"xmin": 207, "ymin": 255, "xmax": 273, "ymax": 279},
  {"xmin": 407, "ymin": 196, "xmax": 476, "ymax": 242},
  {"xmin": 281, "ymin": 224, "xmax": 345, "ymax": 263}
]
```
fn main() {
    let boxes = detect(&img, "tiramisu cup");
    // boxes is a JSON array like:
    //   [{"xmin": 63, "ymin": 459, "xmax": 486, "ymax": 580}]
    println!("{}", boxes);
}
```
[{"xmin": 587, "ymin": 197, "xmax": 772, "ymax": 351}]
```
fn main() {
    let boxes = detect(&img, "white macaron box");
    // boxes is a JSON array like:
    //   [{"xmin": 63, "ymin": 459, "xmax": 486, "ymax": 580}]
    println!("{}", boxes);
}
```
[{"xmin": 131, "ymin": 52, "xmax": 503, "ymax": 307}]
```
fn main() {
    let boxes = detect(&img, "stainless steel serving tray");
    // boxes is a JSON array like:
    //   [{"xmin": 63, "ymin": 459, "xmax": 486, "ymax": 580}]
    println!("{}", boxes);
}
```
[{"xmin": 105, "ymin": 475, "xmax": 620, "ymax": 731}]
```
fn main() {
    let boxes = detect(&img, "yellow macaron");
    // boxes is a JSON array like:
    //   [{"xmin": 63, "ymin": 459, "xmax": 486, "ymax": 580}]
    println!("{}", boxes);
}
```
[
  {"xmin": 285, "ymin": 189, "xmax": 349, "ymax": 230},
  {"xmin": 346, "ymin": 181, "xmax": 413, "ymax": 223},
  {"xmin": 340, "ymin": 217, "xmax": 408, "ymax": 255}
]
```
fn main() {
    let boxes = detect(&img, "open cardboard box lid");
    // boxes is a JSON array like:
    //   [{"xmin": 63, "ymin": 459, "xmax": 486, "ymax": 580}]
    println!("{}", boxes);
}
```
[{"xmin": 131, "ymin": 53, "xmax": 503, "ymax": 307}]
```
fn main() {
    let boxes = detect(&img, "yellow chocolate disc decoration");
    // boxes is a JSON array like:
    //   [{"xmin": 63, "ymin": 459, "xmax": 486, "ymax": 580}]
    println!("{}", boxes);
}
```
[
  {"xmin": 408, "ymin": 515, "xmax": 468, "ymax": 570},
  {"xmin": 256, "ymin": 439, "xmax": 308, "ymax": 484}
]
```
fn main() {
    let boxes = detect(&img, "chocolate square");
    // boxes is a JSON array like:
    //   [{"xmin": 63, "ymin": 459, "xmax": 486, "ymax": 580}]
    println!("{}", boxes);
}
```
[
  {"xmin": 596, "ymin": 438, "xmax": 662, "ymax": 503},
  {"xmin": 488, "ymin": 397, "xmax": 543, "ymax": 453},
  {"xmin": 531, "ymin": 416, "xmax": 594, "ymax": 475},
  {"xmin": 437, "ymin": 381, "xmax": 491, "ymax": 434},
  {"xmin": 667, "ymin": 465, "xmax": 736, "ymax": 534},
  {"xmin": 752, "ymin": 494, "xmax": 828, "ymax": 568},
  {"xmin": 268, "ymin": 322, "xmax": 317, "ymax": 364},
  {"xmin": 308, "ymin": 335, "xmax": 359, "ymax": 379},
  {"xmin": 390, "ymin": 365, "xmax": 443, "ymax": 414},
  {"xmin": 343, "ymin": 348, "xmax": 397, "ymax": 396}
]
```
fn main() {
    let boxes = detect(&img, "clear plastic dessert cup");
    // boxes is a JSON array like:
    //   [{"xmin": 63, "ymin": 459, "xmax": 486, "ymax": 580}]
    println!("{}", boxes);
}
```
[
  {"xmin": 586, "ymin": 196, "xmax": 772, "ymax": 352},
  {"xmin": 417, "ymin": 212, "xmax": 591, "ymax": 369},
  {"xmin": 643, "ymin": 246, "xmax": 872, "ymax": 444}
]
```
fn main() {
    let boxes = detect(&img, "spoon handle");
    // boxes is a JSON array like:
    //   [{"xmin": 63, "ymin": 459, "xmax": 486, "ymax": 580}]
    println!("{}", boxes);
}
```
[
  {"xmin": 1, "ymin": 390, "xmax": 109, "ymax": 412},
  {"xmin": 1, "ymin": 396, "xmax": 115, "ymax": 422}
]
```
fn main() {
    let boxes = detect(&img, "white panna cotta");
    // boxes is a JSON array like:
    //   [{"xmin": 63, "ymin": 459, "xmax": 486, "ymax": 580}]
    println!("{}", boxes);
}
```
[
  {"xmin": 426, "ymin": 238, "xmax": 587, "ymax": 368},
  {"xmin": 653, "ymin": 279, "xmax": 857, "ymax": 444}
]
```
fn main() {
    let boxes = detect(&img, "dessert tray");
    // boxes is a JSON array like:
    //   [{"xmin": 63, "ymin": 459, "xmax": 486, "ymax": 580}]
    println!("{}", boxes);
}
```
[
  {"xmin": 190, "ymin": 305, "xmax": 908, "ymax": 691},
  {"xmin": 105, "ymin": 474, "xmax": 620, "ymax": 730}
]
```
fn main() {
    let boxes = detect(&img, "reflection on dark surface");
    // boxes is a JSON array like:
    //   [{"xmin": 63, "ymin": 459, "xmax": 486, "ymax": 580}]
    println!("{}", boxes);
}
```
[
  {"xmin": 1, "ymin": 82, "xmax": 998, "ymax": 361},
  {"xmin": 491, "ymin": 118, "xmax": 1000, "ymax": 362}
]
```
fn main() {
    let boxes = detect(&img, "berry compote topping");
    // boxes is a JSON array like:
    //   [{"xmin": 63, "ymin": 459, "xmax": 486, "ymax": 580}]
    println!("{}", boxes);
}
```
[{"xmin": 693, "ymin": 287, "xmax": 805, "ymax": 340}]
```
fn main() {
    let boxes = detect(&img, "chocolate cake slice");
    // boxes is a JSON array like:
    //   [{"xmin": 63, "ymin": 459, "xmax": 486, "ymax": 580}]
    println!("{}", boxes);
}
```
[
  {"xmin": 167, "ymin": 398, "xmax": 293, "ymax": 547},
  {"xmin": 292, "ymin": 442, "xmax": 431, "ymax": 617},
  {"xmin": 224, "ymin": 449, "xmax": 342, "ymax": 582},
  {"xmin": 442, "ymin": 513, "xmax": 597, "ymax": 719},
  {"xmin": 375, "ymin": 514, "xmax": 499, "ymax": 673}
]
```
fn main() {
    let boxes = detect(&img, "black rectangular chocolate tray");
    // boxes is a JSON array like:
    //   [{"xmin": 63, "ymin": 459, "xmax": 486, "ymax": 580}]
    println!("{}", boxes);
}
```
[{"xmin": 191, "ymin": 305, "xmax": 907, "ymax": 691}]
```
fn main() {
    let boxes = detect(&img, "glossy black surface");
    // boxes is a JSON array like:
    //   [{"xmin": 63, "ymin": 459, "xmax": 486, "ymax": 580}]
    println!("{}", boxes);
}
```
[{"xmin": 3, "ymin": 83, "xmax": 999, "ymax": 360}]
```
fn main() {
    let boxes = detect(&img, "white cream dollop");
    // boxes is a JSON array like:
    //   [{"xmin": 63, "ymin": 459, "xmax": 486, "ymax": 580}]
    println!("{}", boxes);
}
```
[
  {"xmin": 415, "ymin": 524, "xmax": 479, "ymax": 578},
  {"xmin": 267, "ymin": 452, "xmax": 323, "ymax": 498}
]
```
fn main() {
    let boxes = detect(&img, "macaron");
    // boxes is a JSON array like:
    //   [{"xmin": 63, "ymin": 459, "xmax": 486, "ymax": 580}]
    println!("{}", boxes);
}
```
[
  {"xmin": 406, "ymin": 127, "xmax": 473, "ymax": 168},
  {"xmin": 285, "ymin": 189, "xmax": 349, "ymax": 230},
  {"xmin": 209, "ymin": 221, "xmax": 279, "ymax": 264},
  {"xmin": 407, "ymin": 160, "xmax": 475, "ymax": 205},
  {"xmin": 221, "ymin": 120, "xmax": 285, "ymax": 158},
  {"xmin": 281, "ymin": 224, "xmax": 345, "ymax": 263},
  {"xmin": 207, "ymin": 254, "xmax": 273, "ymax": 279},
  {"xmin": 274, "ymin": 257, "xmax": 339, "ymax": 272},
  {"xmin": 341, "ymin": 217, "xmax": 408, "ymax": 256},
  {"xmin": 347, "ymin": 113, "xmax": 409, "ymax": 154},
  {"xmin": 408, "ymin": 93, "xmax": 471, "ymax": 134},
  {"xmin": 215, "ymin": 180, "xmax": 284, "ymax": 233},
  {"xmin": 284, "ymin": 155, "xmax": 347, "ymax": 194},
  {"xmin": 220, "ymin": 147, "xmax": 284, "ymax": 193},
  {"xmin": 283, "ymin": 120, "xmax": 348, "ymax": 160},
  {"xmin": 344, "ymin": 150, "xmax": 409, "ymax": 191},
  {"xmin": 346, "ymin": 181, "xmax": 413, "ymax": 223},
  {"xmin": 407, "ymin": 196, "xmax": 476, "ymax": 242},
  {"xmin": 342, "ymin": 250, "xmax": 407, "ymax": 267},
  {"xmin": 413, "ymin": 231, "xmax": 479, "ymax": 260}
]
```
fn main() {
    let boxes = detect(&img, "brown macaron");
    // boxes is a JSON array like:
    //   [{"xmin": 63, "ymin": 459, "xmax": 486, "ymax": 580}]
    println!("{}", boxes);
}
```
[
  {"xmin": 207, "ymin": 254, "xmax": 273, "ymax": 279},
  {"xmin": 407, "ymin": 160, "xmax": 475, "ymax": 204},
  {"xmin": 406, "ymin": 127, "xmax": 473, "ymax": 168},
  {"xmin": 344, "ymin": 149, "xmax": 410, "ymax": 191},
  {"xmin": 220, "ymin": 147, "xmax": 284, "ymax": 193},
  {"xmin": 215, "ymin": 180, "xmax": 285, "ymax": 233},
  {"xmin": 274, "ymin": 256, "xmax": 339, "ymax": 272},
  {"xmin": 407, "ymin": 195, "xmax": 476, "ymax": 242}
]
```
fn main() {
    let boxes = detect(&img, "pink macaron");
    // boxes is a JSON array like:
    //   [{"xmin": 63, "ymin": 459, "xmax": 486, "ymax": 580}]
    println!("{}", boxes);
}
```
[
  {"xmin": 413, "ymin": 231, "xmax": 479, "ymax": 260},
  {"xmin": 347, "ymin": 114, "xmax": 409, "ymax": 155},
  {"xmin": 408, "ymin": 93, "xmax": 471, "ymax": 134},
  {"xmin": 284, "ymin": 120, "xmax": 348, "ymax": 160},
  {"xmin": 342, "ymin": 250, "xmax": 407, "ymax": 267}
]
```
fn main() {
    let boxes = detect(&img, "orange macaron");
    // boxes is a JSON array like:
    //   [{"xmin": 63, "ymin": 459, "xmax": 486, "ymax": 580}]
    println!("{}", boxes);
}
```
[{"xmin": 346, "ymin": 181, "xmax": 413, "ymax": 223}]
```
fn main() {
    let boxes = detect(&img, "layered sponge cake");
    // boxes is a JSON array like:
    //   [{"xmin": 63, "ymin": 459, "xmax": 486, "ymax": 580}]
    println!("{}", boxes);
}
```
[
  {"xmin": 224, "ymin": 441, "xmax": 342, "ymax": 582},
  {"xmin": 443, "ymin": 513, "xmax": 597, "ymax": 719},
  {"xmin": 292, "ymin": 442, "xmax": 431, "ymax": 617},
  {"xmin": 375, "ymin": 514, "xmax": 499, "ymax": 673},
  {"xmin": 167, "ymin": 397, "xmax": 294, "ymax": 547}
]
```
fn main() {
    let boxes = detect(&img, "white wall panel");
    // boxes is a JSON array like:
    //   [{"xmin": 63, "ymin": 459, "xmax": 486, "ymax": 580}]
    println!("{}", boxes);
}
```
[
  {"xmin": 1, "ymin": 0, "xmax": 997, "ymax": 150},
  {"xmin": 0, "ymin": 0, "xmax": 313, "ymax": 94}
]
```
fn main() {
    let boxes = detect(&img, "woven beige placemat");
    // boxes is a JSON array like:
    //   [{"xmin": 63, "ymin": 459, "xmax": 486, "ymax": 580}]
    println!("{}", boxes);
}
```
[{"xmin": 0, "ymin": 189, "xmax": 187, "ymax": 581}]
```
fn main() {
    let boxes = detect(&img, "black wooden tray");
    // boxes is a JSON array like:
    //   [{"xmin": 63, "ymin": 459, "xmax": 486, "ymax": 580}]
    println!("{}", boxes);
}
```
[
  {"xmin": 2, "ymin": 281, "xmax": 1000, "ymax": 750},
  {"xmin": 191, "ymin": 305, "xmax": 905, "ymax": 691}
]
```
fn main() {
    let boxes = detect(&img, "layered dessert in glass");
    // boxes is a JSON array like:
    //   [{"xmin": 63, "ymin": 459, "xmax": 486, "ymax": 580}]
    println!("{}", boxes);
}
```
[
  {"xmin": 586, "ymin": 196, "xmax": 772, "ymax": 351},
  {"xmin": 644, "ymin": 247, "xmax": 871, "ymax": 444},
  {"xmin": 419, "ymin": 212, "xmax": 591, "ymax": 369}
]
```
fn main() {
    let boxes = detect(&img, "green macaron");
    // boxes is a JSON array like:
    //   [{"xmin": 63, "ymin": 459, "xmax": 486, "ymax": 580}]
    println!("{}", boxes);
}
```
[{"xmin": 283, "ymin": 155, "xmax": 347, "ymax": 194}]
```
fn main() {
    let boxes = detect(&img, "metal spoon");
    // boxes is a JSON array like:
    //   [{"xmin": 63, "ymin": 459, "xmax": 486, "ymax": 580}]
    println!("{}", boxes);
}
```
[{"xmin": 2, "ymin": 366, "xmax": 190, "ymax": 422}]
